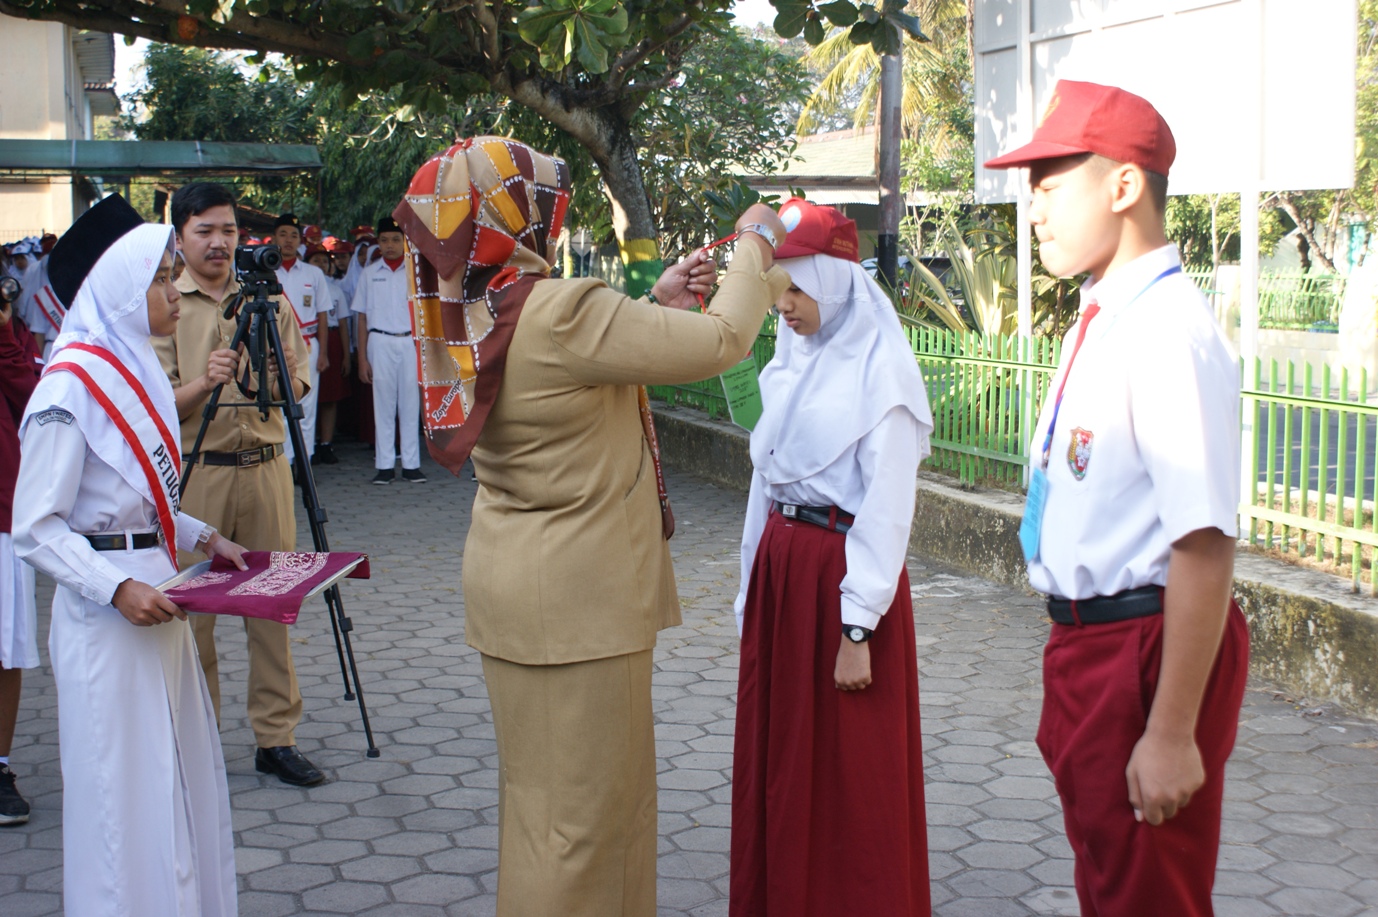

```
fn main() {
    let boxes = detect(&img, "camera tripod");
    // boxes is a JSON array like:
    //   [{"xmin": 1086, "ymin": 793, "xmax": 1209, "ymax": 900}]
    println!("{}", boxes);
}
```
[{"xmin": 180, "ymin": 259, "xmax": 379, "ymax": 758}]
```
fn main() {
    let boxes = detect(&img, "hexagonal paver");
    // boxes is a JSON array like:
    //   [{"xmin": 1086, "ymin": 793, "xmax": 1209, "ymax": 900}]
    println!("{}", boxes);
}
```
[{"xmin": 3, "ymin": 451, "xmax": 1377, "ymax": 917}]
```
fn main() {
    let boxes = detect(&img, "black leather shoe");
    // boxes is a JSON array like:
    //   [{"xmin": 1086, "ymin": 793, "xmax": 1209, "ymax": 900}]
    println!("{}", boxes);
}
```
[{"xmin": 255, "ymin": 746, "xmax": 326, "ymax": 786}]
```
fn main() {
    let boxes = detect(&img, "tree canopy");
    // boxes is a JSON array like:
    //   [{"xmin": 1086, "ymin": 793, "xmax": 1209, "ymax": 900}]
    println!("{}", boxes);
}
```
[{"xmin": 120, "ymin": 33, "xmax": 806, "ymax": 256}]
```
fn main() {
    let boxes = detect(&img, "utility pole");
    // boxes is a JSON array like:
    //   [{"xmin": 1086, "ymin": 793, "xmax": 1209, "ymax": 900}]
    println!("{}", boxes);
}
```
[{"xmin": 877, "ymin": 49, "xmax": 903, "ymax": 290}]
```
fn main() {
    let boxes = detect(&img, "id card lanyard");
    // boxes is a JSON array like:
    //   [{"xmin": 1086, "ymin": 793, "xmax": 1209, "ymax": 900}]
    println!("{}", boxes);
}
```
[{"xmin": 1018, "ymin": 265, "xmax": 1182, "ymax": 563}]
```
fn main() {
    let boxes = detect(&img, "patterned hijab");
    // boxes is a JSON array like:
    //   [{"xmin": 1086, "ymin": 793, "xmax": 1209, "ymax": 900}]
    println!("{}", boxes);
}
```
[{"xmin": 393, "ymin": 136, "xmax": 571, "ymax": 474}]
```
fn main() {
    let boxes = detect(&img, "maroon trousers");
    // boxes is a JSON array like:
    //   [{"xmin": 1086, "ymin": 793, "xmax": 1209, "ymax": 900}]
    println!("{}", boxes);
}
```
[
  {"xmin": 731, "ymin": 512, "xmax": 930, "ymax": 917},
  {"xmin": 1037, "ymin": 600, "xmax": 1249, "ymax": 917}
]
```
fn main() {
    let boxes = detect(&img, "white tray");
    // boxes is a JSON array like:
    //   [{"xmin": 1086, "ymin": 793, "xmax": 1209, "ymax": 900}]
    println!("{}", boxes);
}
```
[{"xmin": 155, "ymin": 555, "xmax": 367, "ymax": 599}]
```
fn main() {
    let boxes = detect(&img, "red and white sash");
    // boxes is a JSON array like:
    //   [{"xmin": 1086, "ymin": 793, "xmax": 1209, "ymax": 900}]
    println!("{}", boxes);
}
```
[
  {"xmin": 44, "ymin": 343, "xmax": 182, "ymax": 569},
  {"xmin": 33, "ymin": 283, "xmax": 66, "ymax": 333},
  {"xmin": 279, "ymin": 291, "xmax": 317, "ymax": 344}
]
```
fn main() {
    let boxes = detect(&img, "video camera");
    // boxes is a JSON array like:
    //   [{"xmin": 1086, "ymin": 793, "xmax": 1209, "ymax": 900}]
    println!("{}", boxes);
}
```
[
  {"xmin": 234, "ymin": 243, "xmax": 283, "ymax": 294},
  {"xmin": 0, "ymin": 276, "xmax": 19, "ymax": 306}
]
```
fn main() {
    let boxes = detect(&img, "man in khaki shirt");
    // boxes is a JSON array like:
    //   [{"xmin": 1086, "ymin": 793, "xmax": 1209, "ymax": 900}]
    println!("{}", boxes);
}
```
[{"xmin": 154, "ymin": 182, "xmax": 323, "ymax": 786}]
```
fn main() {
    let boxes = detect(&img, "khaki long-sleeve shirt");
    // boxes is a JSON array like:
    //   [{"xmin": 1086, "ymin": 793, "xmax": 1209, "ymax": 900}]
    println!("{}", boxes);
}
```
[{"xmin": 154, "ymin": 274, "xmax": 311, "ymax": 453}]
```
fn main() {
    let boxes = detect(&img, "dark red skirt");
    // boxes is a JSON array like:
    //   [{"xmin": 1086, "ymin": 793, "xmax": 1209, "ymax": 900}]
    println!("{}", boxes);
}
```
[
  {"xmin": 731, "ymin": 512, "xmax": 930, "ymax": 917},
  {"xmin": 318, "ymin": 329, "xmax": 351, "ymax": 403}
]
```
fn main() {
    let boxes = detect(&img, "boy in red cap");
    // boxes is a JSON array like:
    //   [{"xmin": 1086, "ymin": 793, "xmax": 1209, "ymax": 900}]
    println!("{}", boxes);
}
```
[{"xmin": 986, "ymin": 80, "xmax": 1248, "ymax": 917}]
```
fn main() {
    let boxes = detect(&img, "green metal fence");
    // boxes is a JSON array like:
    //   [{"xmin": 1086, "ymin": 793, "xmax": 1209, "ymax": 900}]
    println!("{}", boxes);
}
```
[
  {"xmin": 911, "ymin": 327, "xmax": 1061, "ymax": 487},
  {"xmin": 652, "ymin": 322, "xmax": 1378, "ymax": 591},
  {"xmin": 1258, "ymin": 273, "xmax": 1345, "ymax": 330},
  {"xmin": 1243, "ymin": 358, "xmax": 1378, "ymax": 591},
  {"xmin": 651, "ymin": 320, "xmax": 1060, "ymax": 487}
]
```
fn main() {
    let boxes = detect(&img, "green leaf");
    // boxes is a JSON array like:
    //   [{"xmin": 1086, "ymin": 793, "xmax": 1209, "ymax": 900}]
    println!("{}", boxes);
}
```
[
  {"xmin": 574, "ymin": 19, "xmax": 611, "ymax": 73},
  {"xmin": 803, "ymin": 15, "xmax": 826, "ymax": 45},
  {"xmin": 589, "ymin": 6, "xmax": 630, "ymax": 37},
  {"xmin": 891, "ymin": 12, "xmax": 928, "ymax": 42},
  {"xmin": 818, "ymin": 0, "xmax": 858, "ymax": 27},
  {"xmin": 869, "ymin": 20, "xmax": 901, "ymax": 55},
  {"xmin": 346, "ymin": 29, "xmax": 377, "ymax": 60},
  {"xmin": 518, "ymin": 5, "xmax": 574, "ymax": 46},
  {"xmin": 858, "ymin": 3, "xmax": 880, "ymax": 24},
  {"xmin": 773, "ymin": 6, "xmax": 809, "ymax": 39},
  {"xmin": 847, "ymin": 19, "xmax": 875, "ymax": 45}
]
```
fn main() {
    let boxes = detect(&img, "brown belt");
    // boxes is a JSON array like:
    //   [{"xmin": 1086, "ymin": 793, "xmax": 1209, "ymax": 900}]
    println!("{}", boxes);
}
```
[{"xmin": 196, "ymin": 443, "xmax": 284, "ymax": 467}]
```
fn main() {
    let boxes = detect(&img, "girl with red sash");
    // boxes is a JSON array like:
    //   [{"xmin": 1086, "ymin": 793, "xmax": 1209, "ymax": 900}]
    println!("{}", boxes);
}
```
[
  {"xmin": 12, "ymin": 196, "xmax": 247, "ymax": 917},
  {"xmin": 731, "ymin": 200, "xmax": 936, "ymax": 917}
]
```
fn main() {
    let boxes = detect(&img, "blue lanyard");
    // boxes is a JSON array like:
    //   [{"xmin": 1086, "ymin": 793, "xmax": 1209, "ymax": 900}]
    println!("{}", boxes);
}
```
[{"xmin": 1040, "ymin": 265, "xmax": 1182, "ymax": 467}]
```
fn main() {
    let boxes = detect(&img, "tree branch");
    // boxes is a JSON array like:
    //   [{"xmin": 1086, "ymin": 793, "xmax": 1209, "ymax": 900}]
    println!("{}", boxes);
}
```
[
  {"xmin": 609, "ymin": 13, "xmax": 697, "ymax": 88},
  {"xmin": 471, "ymin": 0, "xmax": 503, "ymax": 67},
  {"xmin": 1265, "ymin": 192, "xmax": 1339, "ymax": 273}
]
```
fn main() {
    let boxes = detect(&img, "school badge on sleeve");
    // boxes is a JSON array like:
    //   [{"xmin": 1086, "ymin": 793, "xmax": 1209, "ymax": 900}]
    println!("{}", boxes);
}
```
[{"xmin": 1067, "ymin": 428, "xmax": 1093, "ymax": 480}]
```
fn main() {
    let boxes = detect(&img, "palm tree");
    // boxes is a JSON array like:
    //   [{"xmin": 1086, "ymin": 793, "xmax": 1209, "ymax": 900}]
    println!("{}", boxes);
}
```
[{"xmin": 796, "ymin": 0, "xmax": 972, "ymax": 155}]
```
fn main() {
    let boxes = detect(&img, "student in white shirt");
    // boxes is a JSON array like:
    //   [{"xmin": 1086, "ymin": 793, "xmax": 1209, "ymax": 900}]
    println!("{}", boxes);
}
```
[
  {"xmin": 307, "ymin": 244, "xmax": 351, "ymax": 464},
  {"xmin": 272, "ymin": 213, "xmax": 333, "ymax": 470},
  {"xmin": 730, "ymin": 200, "xmax": 935, "ymax": 917},
  {"xmin": 14, "ymin": 194, "xmax": 247, "ymax": 917},
  {"xmin": 352, "ymin": 216, "xmax": 424, "ymax": 484},
  {"xmin": 985, "ymin": 80, "xmax": 1249, "ymax": 917}
]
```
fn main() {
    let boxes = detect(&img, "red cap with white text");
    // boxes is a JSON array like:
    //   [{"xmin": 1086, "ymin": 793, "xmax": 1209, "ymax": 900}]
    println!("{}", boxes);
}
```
[
  {"xmin": 773, "ymin": 198, "xmax": 860, "ymax": 263},
  {"xmin": 983, "ymin": 80, "xmax": 1176, "ymax": 177}
]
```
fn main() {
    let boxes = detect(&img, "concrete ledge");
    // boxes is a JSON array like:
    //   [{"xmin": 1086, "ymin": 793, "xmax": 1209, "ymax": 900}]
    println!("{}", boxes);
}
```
[{"xmin": 654, "ymin": 403, "xmax": 1378, "ymax": 717}]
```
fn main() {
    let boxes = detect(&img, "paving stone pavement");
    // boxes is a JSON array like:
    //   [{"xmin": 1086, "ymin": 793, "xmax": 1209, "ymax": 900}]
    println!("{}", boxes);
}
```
[{"xmin": 3, "ymin": 440, "xmax": 1378, "ymax": 916}]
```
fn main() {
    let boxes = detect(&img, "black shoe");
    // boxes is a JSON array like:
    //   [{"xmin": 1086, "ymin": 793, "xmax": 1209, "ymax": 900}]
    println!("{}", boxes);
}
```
[
  {"xmin": 401, "ymin": 468, "xmax": 427, "ymax": 483},
  {"xmin": 371, "ymin": 469, "xmax": 393, "ymax": 485},
  {"xmin": 310, "ymin": 451, "xmax": 322, "ymax": 465},
  {"xmin": 319, "ymin": 443, "xmax": 339, "ymax": 465},
  {"xmin": 0, "ymin": 765, "xmax": 31, "ymax": 825},
  {"xmin": 255, "ymin": 746, "xmax": 325, "ymax": 787}
]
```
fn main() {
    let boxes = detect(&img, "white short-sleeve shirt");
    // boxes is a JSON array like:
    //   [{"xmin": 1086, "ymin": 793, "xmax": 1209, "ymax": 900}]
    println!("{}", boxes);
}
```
[
  {"xmin": 275, "ymin": 259, "xmax": 333, "ymax": 341},
  {"xmin": 351, "ymin": 258, "xmax": 411, "ymax": 335},
  {"xmin": 1028, "ymin": 244, "xmax": 1240, "ymax": 600}
]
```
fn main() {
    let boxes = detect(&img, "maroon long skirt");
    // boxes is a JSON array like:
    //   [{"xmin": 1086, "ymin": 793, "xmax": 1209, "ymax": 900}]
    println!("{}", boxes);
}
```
[
  {"xmin": 731, "ymin": 512, "xmax": 930, "ymax": 917},
  {"xmin": 318, "ymin": 329, "xmax": 351, "ymax": 403}
]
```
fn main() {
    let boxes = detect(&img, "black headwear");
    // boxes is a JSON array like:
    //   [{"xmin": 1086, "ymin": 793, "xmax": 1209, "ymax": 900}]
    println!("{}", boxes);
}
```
[
  {"xmin": 275, "ymin": 212, "xmax": 300, "ymax": 230},
  {"xmin": 47, "ymin": 194, "xmax": 144, "ymax": 308},
  {"xmin": 377, "ymin": 216, "xmax": 402, "ymax": 236}
]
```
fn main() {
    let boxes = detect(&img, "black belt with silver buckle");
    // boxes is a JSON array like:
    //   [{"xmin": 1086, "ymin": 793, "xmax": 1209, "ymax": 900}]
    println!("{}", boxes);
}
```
[
  {"xmin": 773, "ymin": 501, "xmax": 854, "ymax": 534},
  {"xmin": 1046, "ymin": 586, "xmax": 1163, "ymax": 626},
  {"xmin": 368, "ymin": 328, "xmax": 411, "ymax": 337},
  {"xmin": 86, "ymin": 532, "xmax": 162, "ymax": 552},
  {"xmin": 198, "ymin": 443, "xmax": 284, "ymax": 467}
]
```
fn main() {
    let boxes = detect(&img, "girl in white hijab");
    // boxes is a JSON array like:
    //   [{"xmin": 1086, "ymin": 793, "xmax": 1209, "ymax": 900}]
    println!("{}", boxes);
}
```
[
  {"xmin": 730, "ymin": 200, "xmax": 935, "ymax": 917},
  {"xmin": 13, "ymin": 195, "xmax": 246, "ymax": 917}
]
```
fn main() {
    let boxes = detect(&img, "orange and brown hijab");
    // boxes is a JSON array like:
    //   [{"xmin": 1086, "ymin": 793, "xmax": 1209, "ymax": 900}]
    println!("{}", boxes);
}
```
[{"xmin": 392, "ymin": 136, "xmax": 571, "ymax": 474}]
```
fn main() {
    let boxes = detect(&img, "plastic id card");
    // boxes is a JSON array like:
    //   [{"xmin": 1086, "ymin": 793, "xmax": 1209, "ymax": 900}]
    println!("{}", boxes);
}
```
[{"xmin": 1020, "ymin": 467, "xmax": 1049, "ymax": 562}]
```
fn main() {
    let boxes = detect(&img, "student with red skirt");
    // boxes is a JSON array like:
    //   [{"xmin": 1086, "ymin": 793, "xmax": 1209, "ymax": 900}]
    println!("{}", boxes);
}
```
[
  {"xmin": 306, "ymin": 244, "xmax": 351, "ymax": 464},
  {"xmin": 731, "ymin": 199, "xmax": 935, "ymax": 917}
]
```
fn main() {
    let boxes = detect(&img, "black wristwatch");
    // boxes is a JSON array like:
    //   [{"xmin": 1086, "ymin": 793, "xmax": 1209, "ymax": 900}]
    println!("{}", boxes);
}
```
[{"xmin": 842, "ymin": 625, "xmax": 873, "ymax": 644}]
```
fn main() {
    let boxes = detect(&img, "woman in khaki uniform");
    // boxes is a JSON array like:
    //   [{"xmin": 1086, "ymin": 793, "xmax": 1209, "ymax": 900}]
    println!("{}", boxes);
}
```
[{"xmin": 393, "ymin": 137, "xmax": 788, "ymax": 917}]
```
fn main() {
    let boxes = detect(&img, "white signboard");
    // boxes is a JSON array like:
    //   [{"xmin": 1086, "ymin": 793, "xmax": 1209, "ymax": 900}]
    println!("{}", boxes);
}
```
[{"xmin": 974, "ymin": 0, "xmax": 1357, "ymax": 201}]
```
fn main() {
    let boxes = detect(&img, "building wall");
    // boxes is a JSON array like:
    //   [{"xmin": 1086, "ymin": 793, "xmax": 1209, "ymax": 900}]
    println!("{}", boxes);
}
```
[{"xmin": 0, "ymin": 15, "xmax": 92, "ymax": 239}]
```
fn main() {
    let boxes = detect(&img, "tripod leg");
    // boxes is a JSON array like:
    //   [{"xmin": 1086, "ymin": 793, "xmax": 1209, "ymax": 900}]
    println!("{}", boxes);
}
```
[{"xmin": 262, "ymin": 311, "xmax": 380, "ymax": 757}]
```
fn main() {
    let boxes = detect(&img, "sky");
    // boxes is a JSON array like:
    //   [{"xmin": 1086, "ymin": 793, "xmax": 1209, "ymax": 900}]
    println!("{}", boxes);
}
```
[{"xmin": 112, "ymin": 2, "xmax": 778, "ymax": 101}]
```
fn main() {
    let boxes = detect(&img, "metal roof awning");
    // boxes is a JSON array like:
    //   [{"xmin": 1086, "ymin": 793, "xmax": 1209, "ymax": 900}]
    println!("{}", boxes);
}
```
[{"xmin": 0, "ymin": 140, "xmax": 323, "ymax": 180}]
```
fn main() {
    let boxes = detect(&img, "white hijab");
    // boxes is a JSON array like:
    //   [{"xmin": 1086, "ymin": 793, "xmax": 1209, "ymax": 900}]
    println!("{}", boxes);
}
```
[
  {"xmin": 21, "ymin": 224, "xmax": 179, "ymax": 490},
  {"xmin": 750, "ymin": 253, "xmax": 933, "ymax": 484}
]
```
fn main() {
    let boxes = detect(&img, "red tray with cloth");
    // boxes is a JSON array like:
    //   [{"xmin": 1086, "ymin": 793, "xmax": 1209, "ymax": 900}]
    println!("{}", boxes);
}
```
[{"xmin": 158, "ymin": 551, "xmax": 370, "ymax": 625}]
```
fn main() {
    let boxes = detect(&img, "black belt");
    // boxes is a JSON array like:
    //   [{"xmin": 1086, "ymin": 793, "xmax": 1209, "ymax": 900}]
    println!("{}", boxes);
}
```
[
  {"xmin": 197, "ymin": 443, "xmax": 284, "ymax": 467},
  {"xmin": 1047, "ymin": 586, "xmax": 1163, "ymax": 626},
  {"xmin": 773, "ymin": 502, "xmax": 854, "ymax": 534},
  {"xmin": 368, "ymin": 328, "xmax": 411, "ymax": 337},
  {"xmin": 86, "ymin": 531, "xmax": 162, "ymax": 552}
]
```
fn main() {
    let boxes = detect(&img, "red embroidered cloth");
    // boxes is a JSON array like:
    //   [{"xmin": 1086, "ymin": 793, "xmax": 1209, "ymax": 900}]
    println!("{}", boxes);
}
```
[{"xmin": 164, "ymin": 551, "xmax": 370, "ymax": 625}]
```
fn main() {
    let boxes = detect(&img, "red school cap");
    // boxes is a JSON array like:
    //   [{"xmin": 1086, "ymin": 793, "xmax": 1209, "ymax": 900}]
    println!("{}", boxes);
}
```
[
  {"xmin": 983, "ymin": 80, "xmax": 1176, "ymax": 177},
  {"xmin": 773, "ymin": 198, "xmax": 860, "ymax": 263}
]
